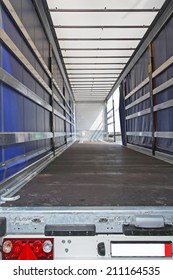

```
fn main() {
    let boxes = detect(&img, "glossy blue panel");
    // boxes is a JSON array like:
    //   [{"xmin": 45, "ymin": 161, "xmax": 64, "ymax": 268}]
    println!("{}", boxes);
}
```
[
  {"xmin": 3, "ymin": 85, "xmax": 24, "ymax": 132},
  {"xmin": 25, "ymin": 141, "xmax": 37, "ymax": 154},
  {"xmin": 5, "ymin": 158, "xmax": 26, "ymax": 178},
  {"xmin": 0, "ymin": 167, "xmax": 5, "ymax": 181},
  {"xmin": 2, "ymin": 47, "xmax": 23, "ymax": 83},
  {"xmin": 4, "ymin": 144, "xmax": 25, "ymax": 161}
]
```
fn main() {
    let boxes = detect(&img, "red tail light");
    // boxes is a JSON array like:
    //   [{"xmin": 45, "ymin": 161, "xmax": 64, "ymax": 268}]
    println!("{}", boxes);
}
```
[{"xmin": 2, "ymin": 238, "xmax": 54, "ymax": 260}]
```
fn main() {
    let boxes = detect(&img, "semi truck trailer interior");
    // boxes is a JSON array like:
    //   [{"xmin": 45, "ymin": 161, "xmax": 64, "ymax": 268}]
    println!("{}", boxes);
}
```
[{"xmin": 0, "ymin": 0, "xmax": 173, "ymax": 259}]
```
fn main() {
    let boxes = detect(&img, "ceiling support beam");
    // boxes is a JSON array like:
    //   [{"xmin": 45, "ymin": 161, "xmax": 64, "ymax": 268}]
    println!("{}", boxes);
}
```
[
  {"xmin": 65, "ymin": 63, "xmax": 126, "ymax": 65},
  {"xmin": 64, "ymin": 56, "xmax": 130, "ymax": 58},
  {"xmin": 50, "ymin": 9, "xmax": 160, "ymax": 13},
  {"xmin": 67, "ymin": 68, "xmax": 123, "ymax": 70},
  {"xmin": 69, "ymin": 77, "xmax": 117, "ymax": 79},
  {"xmin": 58, "ymin": 38, "xmax": 141, "ymax": 41},
  {"xmin": 68, "ymin": 73, "xmax": 120, "ymax": 75},
  {"xmin": 61, "ymin": 48, "xmax": 135, "ymax": 51},
  {"xmin": 54, "ymin": 25, "xmax": 149, "ymax": 29}
]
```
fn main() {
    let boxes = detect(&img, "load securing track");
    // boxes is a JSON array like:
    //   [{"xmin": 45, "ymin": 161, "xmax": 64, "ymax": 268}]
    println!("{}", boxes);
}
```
[{"xmin": 3, "ymin": 142, "xmax": 173, "ymax": 207}]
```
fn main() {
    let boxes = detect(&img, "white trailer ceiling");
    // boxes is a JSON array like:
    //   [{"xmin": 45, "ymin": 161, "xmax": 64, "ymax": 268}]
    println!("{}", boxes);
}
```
[{"xmin": 47, "ymin": 0, "xmax": 166, "ymax": 102}]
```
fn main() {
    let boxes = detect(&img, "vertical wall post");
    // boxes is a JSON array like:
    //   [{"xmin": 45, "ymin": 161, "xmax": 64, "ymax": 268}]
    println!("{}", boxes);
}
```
[
  {"xmin": 112, "ymin": 98, "xmax": 116, "ymax": 142},
  {"xmin": 49, "ymin": 43, "xmax": 56, "ymax": 155},
  {"xmin": 63, "ymin": 85, "xmax": 68, "ymax": 145},
  {"xmin": 148, "ymin": 43, "xmax": 156, "ymax": 156},
  {"xmin": 105, "ymin": 101, "xmax": 108, "ymax": 141},
  {"xmin": 122, "ymin": 81, "xmax": 127, "ymax": 146}
]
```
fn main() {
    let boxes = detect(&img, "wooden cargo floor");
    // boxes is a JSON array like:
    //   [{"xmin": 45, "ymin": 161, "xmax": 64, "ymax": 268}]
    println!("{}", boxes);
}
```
[{"xmin": 4, "ymin": 142, "xmax": 173, "ymax": 207}]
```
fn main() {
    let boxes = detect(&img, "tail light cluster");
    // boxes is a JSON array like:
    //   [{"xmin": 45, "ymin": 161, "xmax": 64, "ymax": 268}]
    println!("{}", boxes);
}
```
[{"xmin": 2, "ymin": 238, "xmax": 54, "ymax": 260}]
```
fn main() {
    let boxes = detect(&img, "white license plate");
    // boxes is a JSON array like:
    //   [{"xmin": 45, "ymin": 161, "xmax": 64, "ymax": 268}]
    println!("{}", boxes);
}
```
[{"xmin": 111, "ymin": 242, "xmax": 172, "ymax": 257}]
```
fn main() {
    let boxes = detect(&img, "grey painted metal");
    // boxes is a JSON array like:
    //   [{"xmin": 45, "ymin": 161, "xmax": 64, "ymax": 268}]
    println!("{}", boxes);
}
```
[
  {"xmin": 0, "ymin": 28, "xmax": 52, "ymax": 95},
  {"xmin": 0, "ymin": 68, "xmax": 52, "ymax": 112},
  {"xmin": 155, "ymin": 132, "xmax": 173, "ymax": 139},
  {"xmin": 126, "ymin": 108, "xmax": 151, "ymax": 120},
  {"xmin": 50, "ymin": 9, "xmax": 160, "ymax": 13},
  {"xmin": 106, "ymin": 0, "xmax": 173, "ymax": 101},
  {"xmin": 153, "ymin": 78, "xmax": 173, "ymax": 95},
  {"xmin": 125, "ymin": 92, "xmax": 150, "ymax": 110},
  {"xmin": 33, "ymin": 0, "xmax": 74, "ymax": 102},
  {"xmin": 154, "ymin": 99, "xmax": 173, "ymax": 112},
  {"xmin": 126, "ymin": 132, "xmax": 152, "ymax": 137},
  {"xmin": 125, "ymin": 77, "xmax": 149, "ymax": 100},
  {"xmin": 152, "ymin": 56, "xmax": 173, "ymax": 78},
  {"xmin": 1, "ymin": 0, "xmax": 51, "ymax": 78},
  {"xmin": 0, "ymin": 132, "xmax": 53, "ymax": 146}
]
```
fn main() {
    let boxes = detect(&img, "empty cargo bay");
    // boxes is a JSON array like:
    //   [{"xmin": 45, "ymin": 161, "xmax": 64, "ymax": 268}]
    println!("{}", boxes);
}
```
[{"xmin": 4, "ymin": 142, "xmax": 173, "ymax": 207}]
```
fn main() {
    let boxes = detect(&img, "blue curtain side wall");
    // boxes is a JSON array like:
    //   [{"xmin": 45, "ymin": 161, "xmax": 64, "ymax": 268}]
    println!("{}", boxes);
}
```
[
  {"xmin": 120, "ymin": 15, "xmax": 173, "ymax": 154},
  {"xmin": 0, "ymin": 1, "xmax": 74, "ymax": 182},
  {"xmin": 125, "ymin": 49, "xmax": 151, "ymax": 148},
  {"xmin": 153, "ymin": 16, "xmax": 173, "ymax": 154}
]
